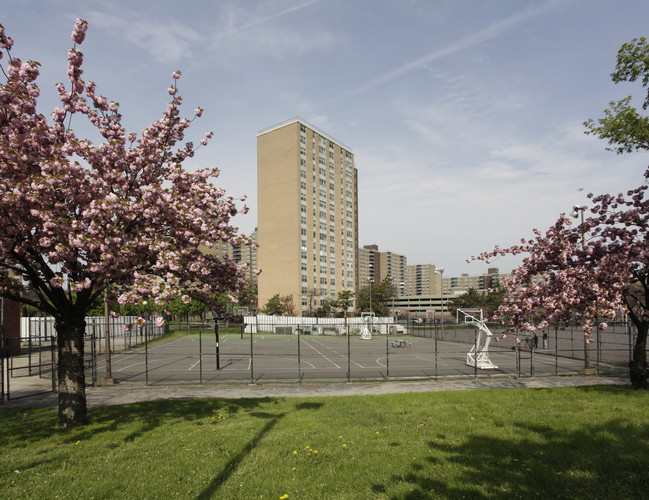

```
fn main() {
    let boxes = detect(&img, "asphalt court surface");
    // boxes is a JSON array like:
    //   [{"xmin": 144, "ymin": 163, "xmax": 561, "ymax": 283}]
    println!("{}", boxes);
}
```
[{"xmin": 105, "ymin": 333, "xmax": 588, "ymax": 384}]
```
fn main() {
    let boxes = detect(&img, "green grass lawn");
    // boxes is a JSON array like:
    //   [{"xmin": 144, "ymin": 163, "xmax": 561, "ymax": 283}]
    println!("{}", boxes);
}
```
[{"xmin": 1, "ymin": 385, "xmax": 648, "ymax": 499}]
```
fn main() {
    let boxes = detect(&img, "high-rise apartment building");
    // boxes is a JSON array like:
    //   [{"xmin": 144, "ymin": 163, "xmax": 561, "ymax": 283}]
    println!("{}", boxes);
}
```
[
  {"xmin": 257, "ymin": 118, "xmax": 358, "ymax": 315},
  {"xmin": 212, "ymin": 228, "xmax": 258, "ymax": 289},
  {"xmin": 443, "ymin": 267, "xmax": 504, "ymax": 294},
  {"xmin": 358, "ymin": 244, "xmax": 407, "ymax": 296},
  {"xmin": 406, "ymin": 264, "xmax": 443, "ymax": 296}
]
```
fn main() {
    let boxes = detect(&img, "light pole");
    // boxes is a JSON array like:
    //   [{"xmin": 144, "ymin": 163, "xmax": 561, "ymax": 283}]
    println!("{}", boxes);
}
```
[
  {"xmin": 571, "ymin": 204, "xmax": 592, "ymax": 373},
  {"xmin": 435, "ymin": 267, "xmax": 445, "ymax": 340}
]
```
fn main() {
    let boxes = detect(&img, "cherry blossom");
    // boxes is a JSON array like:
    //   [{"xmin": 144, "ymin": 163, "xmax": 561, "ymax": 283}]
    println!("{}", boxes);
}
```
[
  {"xmin": 473, "ymin": 171, "xmax": 649, "ymax": 389},
  {"xmin": 0, "ymin": 20, "xmax": 257, "ymax": 426}
]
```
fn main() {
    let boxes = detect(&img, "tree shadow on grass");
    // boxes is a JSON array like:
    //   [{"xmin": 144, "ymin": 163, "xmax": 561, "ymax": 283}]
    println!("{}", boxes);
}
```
[
  {"xmin": 1, "ymin": 397, "xmax": 275, "ymax": 448},
  {"xmin": 385, "ymin": 397, "xmax": 649, "ymax": 498},
  {"xmin": 196, "ymin": 401, "xmax": 324, "ymax": 499}
]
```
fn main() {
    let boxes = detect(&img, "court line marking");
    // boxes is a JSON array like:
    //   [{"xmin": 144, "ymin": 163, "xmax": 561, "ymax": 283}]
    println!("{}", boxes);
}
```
[
  {"xmin": 300, "ymin": 339, "xmax": 341, "ymax": 368},
  {"xmin": 305, "ymin": 337, "xmax": 366, "ymax": 368}
]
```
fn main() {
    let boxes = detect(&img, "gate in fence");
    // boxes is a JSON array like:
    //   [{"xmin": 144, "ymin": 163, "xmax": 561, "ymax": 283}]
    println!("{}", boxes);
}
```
[{"xmin": 1, "ymin": 320, "xmax": 56, "ymax": 402}]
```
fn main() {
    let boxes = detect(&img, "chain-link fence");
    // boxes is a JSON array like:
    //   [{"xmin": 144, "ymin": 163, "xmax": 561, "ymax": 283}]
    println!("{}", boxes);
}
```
[
  {"xmin": 88, "ymin": 318, "xmax": 636, "ymax": 386},
  {"xmin": 3, "ymin": 316, "xmax": 640, "ymax": 401}
]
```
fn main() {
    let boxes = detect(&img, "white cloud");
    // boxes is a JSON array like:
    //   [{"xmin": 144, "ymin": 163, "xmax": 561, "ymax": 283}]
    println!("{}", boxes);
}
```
[{"xmin": 85, "ymin": 10, "xmax": 202, "ymax": 64}]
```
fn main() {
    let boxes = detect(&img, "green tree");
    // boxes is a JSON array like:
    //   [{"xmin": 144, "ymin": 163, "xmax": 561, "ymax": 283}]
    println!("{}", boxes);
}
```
[
  {"xmin": 262, "ymin": 294, "xmax": 286, "ymax": 316},
  {"xmin": 448, "ymin": 288, "xmax": 483, "ymax": 317},
  {"xmin": 167, "ymin": 295, "xmax": 205, "ymax": 322},
  {"xmin": 357, "ymin": 277, "xmax": 396, "ymax": 316},
  {"xmin": 238, "ymin": 283, "xmax": 258, "ymax": 311},
  {"xmin": 332, "ymin": 290, "xmax": 355, "ymax": 317},
  {"xmin": 314, "ymin": 300, "xmax": 332, "ymax": 318},
  {"xmin": 584, "ymin": 37, "xmax": 649, "ymax": 153},
  {"xmin": 448, "ymin": 287, "xmax": 504, "ymax": 318}
]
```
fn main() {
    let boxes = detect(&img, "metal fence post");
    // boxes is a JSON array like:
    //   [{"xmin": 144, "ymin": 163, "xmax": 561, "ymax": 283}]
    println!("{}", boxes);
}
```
[
  {"xmin": 297, "ymin": 325, "xmax": 302, "ymax": 382},
  {"xmin": 51, "ymin": 334, "xmax": 56, "ymax": 392},
  {"xmin": 144, "ymin": 326, "xmax": 149, "ymax": 386},
  {"xmin": 473, "ymin": 328, "xmax": 478, "ymax": 379},
  {"xmin": 434, "ymin": 320, "xmax": 438, "ymax": 379},
  {"xmin": 199, "ymin": 323, "xmax": 203, "ymax": 385},
  {"xmin": 250, "ymin": 320, "xmax": 254, "ymax": 385},
  {"xmin": 346, "ymin": 322, "xmax": 351, "ymax": 383},
  {"xmin": 385, "ymin": 320, "xmax": 390, "ymax": 379},
  {"xmin": 530, "ymin": 345, "xmax": 535, "ymax": 377},
  {"xmin": 1, "ymin": 335, "xmax": 5, "ymax": 404}
]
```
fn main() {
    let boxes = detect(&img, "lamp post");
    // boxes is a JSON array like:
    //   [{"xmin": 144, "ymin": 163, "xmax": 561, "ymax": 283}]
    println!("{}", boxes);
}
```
[
  {"xmin": 435, "ymin": 267, "xmax": 445, "ymax": 341},
  {"xmin": 571, "ymin": 204, "xmax": 592, "ymax": 373}
]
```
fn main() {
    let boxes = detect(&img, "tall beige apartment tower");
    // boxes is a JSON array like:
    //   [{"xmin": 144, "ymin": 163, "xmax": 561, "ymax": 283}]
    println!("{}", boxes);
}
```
[{"xmin": 257, "ymin": 118, "xmax": 358, "ymax": 315}]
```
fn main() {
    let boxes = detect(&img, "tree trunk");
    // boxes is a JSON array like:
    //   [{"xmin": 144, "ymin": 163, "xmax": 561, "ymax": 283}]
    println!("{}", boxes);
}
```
[
  {"xmin": 629, "ymin": 321, "xmax": 648, "ymax": 389},
  {"xmin": 56, "ymin": 313, "xmax": 88, "ymax": 427}
]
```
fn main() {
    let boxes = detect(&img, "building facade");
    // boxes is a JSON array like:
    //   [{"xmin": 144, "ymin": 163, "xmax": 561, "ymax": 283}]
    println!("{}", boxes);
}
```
[
  {"xmin": 358, "ymin": 244, "xmax": 407, "ymax": 296},
  {"xmin": 257, "ymin": 118, "xmax": 358, "ymax": 315},
  {"xmin": 211, "ymin": 229, "xmax": 258, "ymax": 288},
  {"xmin": 443, "ymin": 267, "xmax": 504, "ymax": 295},
  {"xmin": 405, "ymin": 264, "xmax": 442, "ymax": 297}
]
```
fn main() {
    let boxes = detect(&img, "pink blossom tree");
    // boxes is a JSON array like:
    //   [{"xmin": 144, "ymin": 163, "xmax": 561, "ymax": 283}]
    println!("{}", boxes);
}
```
[
  {"xmin": 473, "ymin": 38, "xmax": 649, "ymax": 389},
  {"xmin": 0, "ymin": 20, "xmax": 255, "ymax": 427}
]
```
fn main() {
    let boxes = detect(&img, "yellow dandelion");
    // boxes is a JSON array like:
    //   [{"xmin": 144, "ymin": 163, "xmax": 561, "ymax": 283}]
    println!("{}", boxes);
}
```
[
  {"xmin": 557, "ymin": 472, "xmax": 562, "ymax": 476},
  {"xmin": 280, "ymin": 495, "xmax": 289, "ymax": 500},
  {"xmin": 292, "ymin": 450, "xmax": 298, "ymax": 455},
  {"xmin": 75, "ymin": 440, "xmax": 80, "ymax": 445},
  {"xmin": 338, "ymin": 435, "xmax": 343, "ymax": 439},
  {"xmin": 313, "ymin": 450, "xmax": 318, "ymax": 454},
  {"xmin": 342, "ymin": 444, "xmax": 347, "ymax": 448},
  {"xmin": 292, "ymin": 467, "xmax": 296, "ymax": 471},
  {"xmin": 375, "ymin": 431, "xmax": 380, "ymax": 435}
]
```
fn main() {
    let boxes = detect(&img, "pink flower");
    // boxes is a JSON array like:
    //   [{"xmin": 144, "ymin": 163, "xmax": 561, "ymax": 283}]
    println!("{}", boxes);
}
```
[
  {"xmin": 172, "ymin": 71, "xmax": 181, "ymax": 79},
  {"xmin": 154, "ymin": 316, "xmax": 167, "ymax": 328},
  {"xmin": 194, "ymin": 107, "xmax": 203, "ymax": 117},
  {"xmin": 71, "ymin": 19, "xmax": 88, "ymax": 45}
]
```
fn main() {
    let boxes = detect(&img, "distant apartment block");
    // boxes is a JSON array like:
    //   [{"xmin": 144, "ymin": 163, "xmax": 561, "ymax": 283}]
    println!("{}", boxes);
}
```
[
  {"xmin": 358, "ymin": 244, "xmax": 407, "ymax": 296},
  {"xmin": 443, "ymin": 267, "xmax": 504, "ymax": 295},
  {"xmin": 406, "ymin": 264, "xmax": 443, "ymax": 297},
  {"xmin": 212, "ymin": 228, "xmax": 258, "ymax": 288},
  {"xmin": 257, "ymin": 118, "xmax": 358, "ymax": 315}
]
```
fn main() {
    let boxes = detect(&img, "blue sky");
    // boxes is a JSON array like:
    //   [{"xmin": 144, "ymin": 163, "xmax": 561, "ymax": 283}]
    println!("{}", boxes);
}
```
[{"xmin": 4, "ymin": 0, "xmax": 649, "ymax": 276}]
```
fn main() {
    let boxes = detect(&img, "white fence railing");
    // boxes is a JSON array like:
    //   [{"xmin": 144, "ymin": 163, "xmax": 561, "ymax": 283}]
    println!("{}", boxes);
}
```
[
  {"xmin": 20, "ymin": 316, "xmax": 165, "ymax": 341},
  {"xmin": 242, "ymin": 314, "xmax": 398, "ymax": 335}
]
